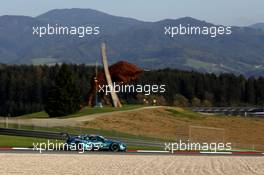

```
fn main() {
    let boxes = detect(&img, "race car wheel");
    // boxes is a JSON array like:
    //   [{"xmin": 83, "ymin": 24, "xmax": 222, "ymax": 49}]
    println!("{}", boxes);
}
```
[
  {"xmin": 110, "ymin": 143, "xmax": 119, "ymax": 152},
  {"xmin": 76, "ymin": 142, "xmax": 83, "ymax": 151}
]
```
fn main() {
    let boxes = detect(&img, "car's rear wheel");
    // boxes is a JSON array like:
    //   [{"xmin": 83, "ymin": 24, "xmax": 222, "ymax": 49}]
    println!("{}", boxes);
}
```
[
  {"xmin": 76, "ymin": 142, "xmax": 83, "ymax": 151},
  {"xmin": 110, "ymin": 143, "xmax": 119, "ymax": 152}
]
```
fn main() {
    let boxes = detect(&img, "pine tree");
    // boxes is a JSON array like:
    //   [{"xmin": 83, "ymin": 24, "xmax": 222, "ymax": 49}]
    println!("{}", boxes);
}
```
[{"xmin": 44, "ymin": 64, "xmax": 81, "ymax": 117}]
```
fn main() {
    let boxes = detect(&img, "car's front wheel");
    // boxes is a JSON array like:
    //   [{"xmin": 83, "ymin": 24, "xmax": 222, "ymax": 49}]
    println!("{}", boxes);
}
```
[{"xmin": 110, "ymin": 143, "xmax": 119, "ymax": 152}]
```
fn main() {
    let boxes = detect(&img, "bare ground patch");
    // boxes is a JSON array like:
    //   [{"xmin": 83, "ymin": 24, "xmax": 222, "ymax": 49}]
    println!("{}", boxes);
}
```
[
  {"xmin": 0, "ymin": 154, "xmax": 263, "ymax": 175},
  {"xmin": 82, "ymin": 107, "xmax": 264, "ymax": 149}
]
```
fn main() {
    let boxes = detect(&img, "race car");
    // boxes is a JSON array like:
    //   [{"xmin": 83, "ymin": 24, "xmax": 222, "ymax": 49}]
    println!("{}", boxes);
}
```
[{"xmin": 65, "ymin": 134, "xmax": 127, "ymax": 152}]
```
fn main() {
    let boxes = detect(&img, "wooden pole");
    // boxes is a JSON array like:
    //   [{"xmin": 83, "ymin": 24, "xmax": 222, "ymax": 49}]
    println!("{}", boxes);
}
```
[{"xmin": 101, "ymin": 42, "xmax": 122, "ymax": 107}]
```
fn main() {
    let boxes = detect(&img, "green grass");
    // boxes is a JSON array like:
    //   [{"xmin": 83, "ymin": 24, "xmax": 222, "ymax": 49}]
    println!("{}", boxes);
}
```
[
  {"xmin": 1, "ymin": 135, "xmax": 262, "ymax": 152},
  {"xmin": 0, "ymin": 123, "xmax": 168, "ymax": 142},
  {"xmin": 185, "ymin": 58, "xmax": 218, "ymax": 72},
  {"xmin": 17, "ymin": 105, "xmax": 143, "ymax": 119},
  {"xmin": 0, "ymin": 135, "xmax": 62, "ymax": 147},
  {"xmin": 18, "ymin": 111, "xmax": 48, "ymax": 119},
  {"xmin": 0, "ymin": 135, "xmax": 162, "ymax": 150},
  {"xmin": 185, "ymin": 58, "xmax": 234, "ymax": 73},
  {"xmin": 166, "ymin": 108, "xmax": 204, "ymax": 120},
  {"xmin": 62, "ymin": 105, "xmax": 142, "ymax": 118},
  {"xmin": 31, "ymin": 58, "xmax": 59, "ymax": 65}
]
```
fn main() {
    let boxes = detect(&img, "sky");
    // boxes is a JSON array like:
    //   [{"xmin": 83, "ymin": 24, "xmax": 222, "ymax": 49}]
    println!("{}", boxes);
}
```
[{"xmin": 0, "ymin": 0, "xmax": 264, "ymax": 26}]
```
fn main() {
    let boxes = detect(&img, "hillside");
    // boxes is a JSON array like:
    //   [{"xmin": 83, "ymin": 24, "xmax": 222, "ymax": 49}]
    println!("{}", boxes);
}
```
[
  {"xmin": 0, "ymin": 9, "xmax": 264, "ymax": 75},
  {"xmin": 83, "ymin": 107, "xmax": 264, "ymax": 150},
  {"xmin": 250, "ymin": 23, "xmax": 264, "ymax": 30},
  {"xmin": 1, "ymin": 107, "xmax": 264, "ymax": 151}
]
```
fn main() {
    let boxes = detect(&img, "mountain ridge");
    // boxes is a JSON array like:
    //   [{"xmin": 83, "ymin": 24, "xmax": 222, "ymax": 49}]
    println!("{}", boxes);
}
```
[
  {"xmin": 250, "ymin": 23, "xmax": 264, "ymax": 30},
  {"xmin": 0, "ymin": 8, "xmax": 264, "ymax": 76}
]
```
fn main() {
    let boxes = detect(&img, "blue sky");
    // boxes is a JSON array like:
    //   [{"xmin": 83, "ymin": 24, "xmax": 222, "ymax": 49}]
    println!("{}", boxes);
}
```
[{"xmin": 0, "ymin": 0, "xmax": 263, "ymax": 26}]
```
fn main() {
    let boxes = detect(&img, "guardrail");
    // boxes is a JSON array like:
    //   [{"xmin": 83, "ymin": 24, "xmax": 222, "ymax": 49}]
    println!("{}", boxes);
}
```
[
  {"xmin": 191, "ymin": 107, "xmax": 264, "ymax": 116},
  {"xmin": 0, "ymin": 128, "xmax": 66, "ymax": 139}
]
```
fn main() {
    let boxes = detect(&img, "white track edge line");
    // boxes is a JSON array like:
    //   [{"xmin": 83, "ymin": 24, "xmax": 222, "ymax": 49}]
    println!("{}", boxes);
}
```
[
  {"xmin": 200, "ymin": 152, "xmax": 232, "ymax": 154},
  {"xmin": 12, "ymin": 147, "xmax": 33, "ymax": 150},
  {"xmin": 137, "ymin": 150, "xmax": 170, "ymax": 153}
]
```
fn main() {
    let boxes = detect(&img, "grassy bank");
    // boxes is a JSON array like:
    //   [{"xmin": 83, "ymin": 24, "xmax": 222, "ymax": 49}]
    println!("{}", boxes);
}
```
[
  {"xmin": 0, "ymin": 135, "xmax": 162, "ymax": 151},
  {"xmin": 0, "ymin": 135, "xmax": 61, "ymax": 147},
  {"xmin": 17, "ymin": 105, "xmax": 143, "ymax": 119}
]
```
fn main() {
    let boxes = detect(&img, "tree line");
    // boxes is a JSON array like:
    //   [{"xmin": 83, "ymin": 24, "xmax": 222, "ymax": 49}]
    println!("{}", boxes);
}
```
[{"xmin": 0, "ymin": 64, "xmax": 263, "ymax": 117}]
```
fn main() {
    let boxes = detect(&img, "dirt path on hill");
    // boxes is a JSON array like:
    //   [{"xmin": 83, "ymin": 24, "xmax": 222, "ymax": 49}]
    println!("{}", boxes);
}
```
[{"xmin": 0, "ymin": 106, "xmax": 162, "ymax": 127}]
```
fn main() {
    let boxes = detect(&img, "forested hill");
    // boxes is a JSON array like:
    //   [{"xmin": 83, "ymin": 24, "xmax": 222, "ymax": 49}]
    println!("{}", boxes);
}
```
[
  {"xmin": 0, "ymin": 64, "xmax": 263, "ymax": 117},
  {"xmin": 0, "ymin": 8, "xmax": 264, "ymax": 76}
]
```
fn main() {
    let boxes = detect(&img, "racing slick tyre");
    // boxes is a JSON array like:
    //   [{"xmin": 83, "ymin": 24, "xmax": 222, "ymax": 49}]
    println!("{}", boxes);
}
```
[
  {"xmin": 110, "ymin": 143, "xmax": 119, "ymax": 152},
  {"xmin": 76, "ymin": 142, "xmax": 83, "ymax": 152}
]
